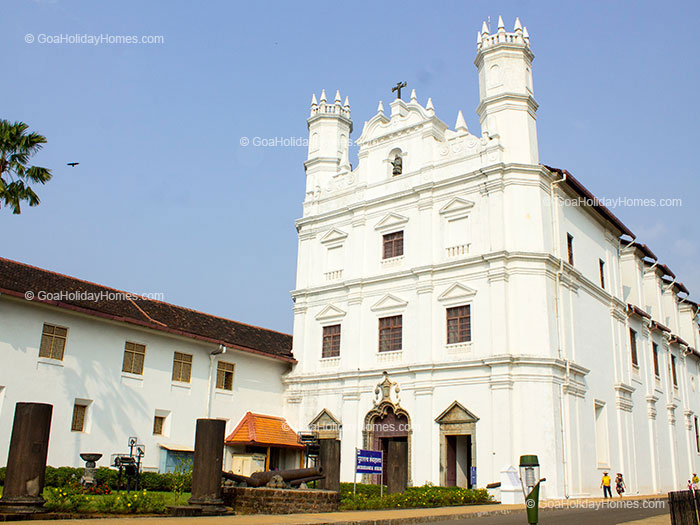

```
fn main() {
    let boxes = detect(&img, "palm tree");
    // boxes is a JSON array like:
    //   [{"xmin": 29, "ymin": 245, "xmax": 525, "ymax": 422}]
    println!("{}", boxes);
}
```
[{"xmin": 0, "ymin": 120, "xmax": 52, "ymax": 214}]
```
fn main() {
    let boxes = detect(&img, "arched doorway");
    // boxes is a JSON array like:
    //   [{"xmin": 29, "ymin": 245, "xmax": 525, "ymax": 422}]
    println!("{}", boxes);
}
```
[{"xmin": 362, "ymin": 373, "xmax": 412, "ymax": 490}]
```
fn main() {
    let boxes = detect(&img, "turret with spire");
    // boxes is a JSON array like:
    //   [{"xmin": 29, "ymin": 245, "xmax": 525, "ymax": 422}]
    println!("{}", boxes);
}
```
[
  {"xmin": 475, "ymin": 16, "xmax": 538, "ymax": 164},
  {"xmin": 305, "ymin": 89, "xmax": 353, "ymax": 201}
]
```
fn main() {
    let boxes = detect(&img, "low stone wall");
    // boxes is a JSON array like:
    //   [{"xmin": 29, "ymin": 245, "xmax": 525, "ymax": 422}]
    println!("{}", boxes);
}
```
[{"xmin": 221, "ymin": 486, "xmax": 340, "ymax": 515}]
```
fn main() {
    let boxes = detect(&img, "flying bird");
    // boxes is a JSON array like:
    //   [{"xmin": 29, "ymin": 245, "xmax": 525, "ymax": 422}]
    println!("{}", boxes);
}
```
[{"xmin": 67, "ymin": 162, "xmax": 79, "ymax": 167}]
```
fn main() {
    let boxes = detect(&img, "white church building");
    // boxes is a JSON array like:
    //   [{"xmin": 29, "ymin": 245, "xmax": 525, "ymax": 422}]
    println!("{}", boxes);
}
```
[
  {"xmin": 1, "ymin": 16, "xmax": 699, "ymax": 501},
  {"xmin": 283, "ymin": 17, "xmax": 700, "ymax": 498}
]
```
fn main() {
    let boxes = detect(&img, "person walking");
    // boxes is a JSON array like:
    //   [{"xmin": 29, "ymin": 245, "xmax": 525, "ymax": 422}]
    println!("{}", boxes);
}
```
[
  {"xmin": 615, "ymin": 473, "xmax": 626, "ymax": 497},
  {"xmin": 692, "ymin": 473, "xmax": 699, "ymax": 490},
  {"xmin": 601, "ymin": 472, "xmax": 612, "ymax": 498}
]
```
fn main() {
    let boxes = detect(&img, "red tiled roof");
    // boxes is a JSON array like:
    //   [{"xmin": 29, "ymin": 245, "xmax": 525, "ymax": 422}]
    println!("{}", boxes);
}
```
[
  {"xmin": 651, "ymin": 320, "xmax": 671, "ymax": 333},
  {"xmin": 631, "ymin": 243, "xmax": 657, "ymax": 261},
  {"xmin": 225, "ymin": 412, "xmax": 303, "ymax": 449},
  {"xmin": 627, "ymin": 304, "xmax": 651, "ymax": 320},
  {"xmin": 0, "ymin": 257, "xmax": 294, "ymax": 363},
  {"xmin": 544, "ymin": 166, "xmax": 636, "ymax": 239},
  {"xmin": 670, "ymin": 334, "xmax": 689, "ymax": 347}
]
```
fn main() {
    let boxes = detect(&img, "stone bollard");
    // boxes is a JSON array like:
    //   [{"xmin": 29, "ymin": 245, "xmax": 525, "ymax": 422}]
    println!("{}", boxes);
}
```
[
  {"xmin": 188, "ymin": 418, "xmax": 227, "ymax": 514},
  {"xmin": 0, "ymin": 403, "xmax": 53, "ymax": 514}
]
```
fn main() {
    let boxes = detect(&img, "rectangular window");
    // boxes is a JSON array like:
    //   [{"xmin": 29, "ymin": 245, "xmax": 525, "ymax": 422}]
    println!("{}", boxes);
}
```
[
  {"xmin": 172, "ymin": 352, "xmax": 193, "ymax": 383},
  {"xmin": 446, "ymin": 305, "xmax": 472, "ymax": 344},
  {"xmin": 153, "ymin": 415, "xmax": 165, "ymax": 435},
  {"xmin": 567, "ymin": 234, "xmax": 574, "ymax": 265},
  {"xmin": 39, "ymin": 323, "xmax": 68, "ymax": 360},
  {"xmin": 599, "ymin": 259, "xmax": 605, "ymax": 289},
  {"xmin": 629, "ymin": 329, "xmax": 638, "ymax": 367},
  {"xmin": 652, "ymin": 342, "xmax": 660, "ymax": 377},
  {"xmin": 71, "ymin": 403, "xmax": 87, "ymax": 432},
  {"xmin": 122, "ymin": 341, "xmax": 146, "ymax": 375},
  {"xmin": 322, "ymin": 325, "xmax": 341, "ymax": 358},
  {"xmin": 216, "ymin": 361, "xmax": 235, "ymax": 390},
  {"xmin": 378, "ymin": 315, "xmax": 402, "ymax": 352},
  {"xmin": 382, "ymin": 231, "xmax": 404, "ymax": 259},
  {"xmin": 695, "ymin": 417, "xmax": 700, "ymax": 453},
  {"xmin": 594, "ymin": 402, "xmax": 610, "ymax": 467},
  {"xmin": 671, "ymin": 355, "xmax": 678, "ymax": 387}
]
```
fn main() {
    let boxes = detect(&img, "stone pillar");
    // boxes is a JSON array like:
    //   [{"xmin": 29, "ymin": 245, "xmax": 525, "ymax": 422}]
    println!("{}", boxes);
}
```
[
  {"xmin": 0, "ymin": 403, "xmax": 53, "ymax": 514},
  {"xmin": 386, "ymin": 441, "xmax": 408, "ymax": 494},
  {"xmin": 188, "ymin": 418, "xmax": 226, "ymax": 514},
  {"xmin": 318, "ymin": 439, "xmax": 340, "ymax": 491}
]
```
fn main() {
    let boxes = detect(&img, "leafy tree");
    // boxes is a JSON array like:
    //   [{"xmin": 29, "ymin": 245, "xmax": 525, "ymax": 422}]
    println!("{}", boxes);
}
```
[{"xmin": 0, "ymin": 120, "xmax": 52, "ymax": 214}]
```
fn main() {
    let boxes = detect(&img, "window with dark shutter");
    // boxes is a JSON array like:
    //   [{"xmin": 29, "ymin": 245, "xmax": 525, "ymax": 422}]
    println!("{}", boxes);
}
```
[
  {"xmin": 567, "ymin": 234, "xmax": 574, "ymax": 265},
  {"xmin": 378, "ymin": 315, "xmax": 402, "ymax": 352},
  {"xmin": 671, "ymin": 355, "xmax": 678, "ymax": 386},
  {"xmin": 652, "ymin": 342, "xmax": 660, "ymax": 377},
  {"xmin": 71, "ymin": 403, "xmax": 87, "ymax": 432},
  {"xmin": 122, "ymin": 341, "xmax": 146, "ymax": 375},
  {"xmin": 172, "ymin": 352, "xmax": 193, "ymax": 382},
  {"xmin": 599, "ymin": 259, "xmax": 605, "ymax": 289},
  {"xmin": 446, "ymin": 305, "xmax": 471, "ymax": 344},
  {"xmin": 216, "ymin": 361, "xmax": 235, "ymax": 390},
  {"xmin": 39, "ymin": 323, "xmax": 68, "ymax": 360},
  {"xmin": 629, "ymin": 329, "xmax": 638, "ymax": 366},
  {"xmin": 322, "ymin": 325, "xmax": 341, "ymax": 358},
  {"xmin": 383, "ymin": 231, "xmax": 404, "ymax": 259}
]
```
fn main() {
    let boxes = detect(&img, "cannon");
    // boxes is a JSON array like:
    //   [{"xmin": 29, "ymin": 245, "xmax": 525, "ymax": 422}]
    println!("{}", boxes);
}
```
[{"xmin": 222, "ymin": 467, "xmax": 324, "ymax": 488}]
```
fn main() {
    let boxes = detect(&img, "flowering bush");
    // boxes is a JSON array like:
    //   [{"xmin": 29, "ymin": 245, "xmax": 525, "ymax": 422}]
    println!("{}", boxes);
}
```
[{"xmin": 44, "ymin": 487, "xmax": 167, "ymax": 514}]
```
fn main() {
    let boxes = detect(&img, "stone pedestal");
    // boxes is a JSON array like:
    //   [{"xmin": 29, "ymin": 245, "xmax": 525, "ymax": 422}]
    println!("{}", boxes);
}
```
[
  {"xmin": 0, "ymin": 403, "xmax": 53, "ymax": 514},
  {"xmin": 188, "ymin": 418, "xmax": 227, "ymax": 514},
  {"xmin": 318, "ymin": 439, "xmax": 340, "ymax": 492}
]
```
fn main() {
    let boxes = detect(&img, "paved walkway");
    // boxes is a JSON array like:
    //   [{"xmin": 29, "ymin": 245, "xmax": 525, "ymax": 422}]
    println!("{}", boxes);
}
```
[{"xmin": 24, "ymin": 495, "xmax": 668, "ymax": 525}]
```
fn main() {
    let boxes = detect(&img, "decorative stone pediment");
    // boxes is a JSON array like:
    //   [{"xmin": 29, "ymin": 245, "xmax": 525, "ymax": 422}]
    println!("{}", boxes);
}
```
[
  {"xmin": 437, "ymin": 283, "xmax": 477, "ymax": 304},
  {"xmin": 315, "ymin": 304, "xmax": 347, "ymax": 321},
  {"xmin": 320, "ymin": 228, "xmax": 348, "ymax": 245},
  {"xmin": 356, "ymin": 98, "xmax": 447, "ymax": 148},
  {"xmin": 309, "ymin": 409, "xmax": 341, "ymax": 438},
  {"xmin": 439, "ymin": 197, "xmax": 475, "ymax": 219},
  {"xmin": 370, "ymin": 294, "xmax": 408, "ymax": 312},
  {"xmin": 435, "ymin": 401, "xmax": 479, "ymax": 424},
  {"xmin": 374, "ymin": 212, "xmax": 409, "ymax": 232}
]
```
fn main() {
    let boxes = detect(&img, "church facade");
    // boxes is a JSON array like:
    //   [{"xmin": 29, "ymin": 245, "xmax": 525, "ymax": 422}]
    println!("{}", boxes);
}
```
[{"xmin": 283, "ymin": 17, "xmax": 700, "ymax": 498}]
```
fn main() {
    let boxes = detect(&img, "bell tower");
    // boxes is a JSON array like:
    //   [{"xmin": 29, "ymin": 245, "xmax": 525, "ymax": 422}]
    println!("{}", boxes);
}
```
[
  {"xmin": 304, "ymin": 90, "xmax": 353, "ymax": 202},
  {"xmin": 475, "ymin": 16, "xmax": 539, "ymax": 165}
]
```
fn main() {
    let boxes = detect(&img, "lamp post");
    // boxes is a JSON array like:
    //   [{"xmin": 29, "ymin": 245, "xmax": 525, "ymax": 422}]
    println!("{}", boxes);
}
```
[{"xmin": 519, "ymin": 455, "xmax": 546, "ymax": 524}]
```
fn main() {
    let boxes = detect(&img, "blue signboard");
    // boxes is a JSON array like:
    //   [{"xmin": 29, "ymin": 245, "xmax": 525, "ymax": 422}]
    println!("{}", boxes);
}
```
[
  {"xmin": 470, "ymin": 466, "xmax": 477, "ymax": 487},
  {"xmin": 356, "ymin": 449, "xmax": 383, "ymax": 474}
]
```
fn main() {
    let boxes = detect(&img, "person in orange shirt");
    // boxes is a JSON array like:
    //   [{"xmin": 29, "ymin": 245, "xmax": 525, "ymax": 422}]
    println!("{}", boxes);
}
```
[{"xmin": 601, "ymin": 472, "xmax": 612, "ymax": 498}]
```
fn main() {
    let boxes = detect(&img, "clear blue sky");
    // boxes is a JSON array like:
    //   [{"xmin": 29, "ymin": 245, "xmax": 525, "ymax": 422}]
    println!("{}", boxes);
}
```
[{"xmin": 3, "ymin": 0, "xmax": 698, "ymax": 333}]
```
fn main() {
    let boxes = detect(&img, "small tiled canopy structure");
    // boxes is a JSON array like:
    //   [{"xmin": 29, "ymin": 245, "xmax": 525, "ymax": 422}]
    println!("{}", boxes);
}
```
[
  {"xmin": 225, "ymin": 412, "xmax": 303, "ymax": 449},
  {"xmin": 225, "ymin": 412, "xmax": 304, "ymax": 471}
]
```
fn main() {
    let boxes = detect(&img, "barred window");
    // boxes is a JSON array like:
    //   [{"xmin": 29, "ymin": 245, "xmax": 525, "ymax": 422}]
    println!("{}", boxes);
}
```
[
  {"xmin": 383, "ymin": 231, "xmax": 404, "ymax": 259},
  {"xmin": 379, "ymin": 315, "xmax": 402, "ymax": 352},
  {"xmin": 122, "ymin": 341, "xmax": 146, "ymax": 375},
  {"xmin": 172, "ymin": 352, "xmax": 193, "ymax": 383},
  {"xmin": 39, "ymin": 323, "xmax": 68, "ymax": 360},
  {"xmin": 153, "ymin": 415, "xmax": 165, "ymax": 435},
  {"xmin": 322, "ymin": 325, "xmax": 341, "ymax": 358},
  {"xmin": 71, "ymin": 403, "xmax": 87, "ymax": 432},
  {"xmin": 216, "ymin": 361, "xmax": 235, "ymax": 390},
  {"xmin": 447, "ymin": 305, "xmax": 471, "ymax": 344}
]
